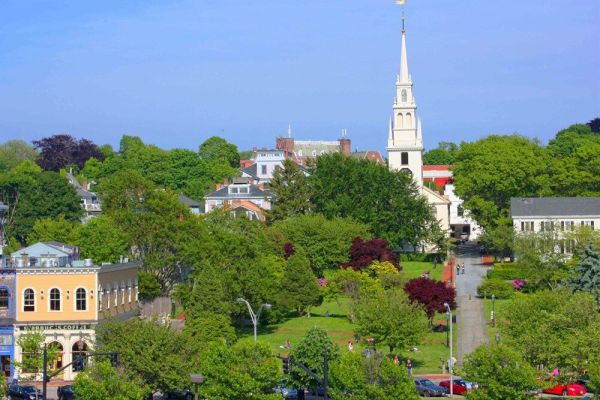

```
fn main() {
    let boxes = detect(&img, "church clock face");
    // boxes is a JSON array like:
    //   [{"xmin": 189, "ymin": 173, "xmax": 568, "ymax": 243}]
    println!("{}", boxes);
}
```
[{"xmin": 400, "ymin": 168, "xmax": 413, "ymax": 177}]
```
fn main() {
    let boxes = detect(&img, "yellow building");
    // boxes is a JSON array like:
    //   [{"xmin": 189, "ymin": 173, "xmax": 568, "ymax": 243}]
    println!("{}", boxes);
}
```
[{"xmin": 11, "ymin": 242, "xmax": 139, "ymax": 381}]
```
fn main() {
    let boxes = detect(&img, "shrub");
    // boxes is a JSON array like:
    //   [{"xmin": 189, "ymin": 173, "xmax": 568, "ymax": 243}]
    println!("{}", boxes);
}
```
[
  {"xmin": 477, "ymin": 279, "xmax": 514, "ymax": 299},
  {"xmin": 488, "ymin": 263, "xmax": 530, "ymax": 280}
]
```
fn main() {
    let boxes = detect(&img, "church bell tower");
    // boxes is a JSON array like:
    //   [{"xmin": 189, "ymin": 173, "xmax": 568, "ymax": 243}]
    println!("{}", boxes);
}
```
[{"xmin": 387, "ymin": 16, "xmax": 424, "ymax": 188}]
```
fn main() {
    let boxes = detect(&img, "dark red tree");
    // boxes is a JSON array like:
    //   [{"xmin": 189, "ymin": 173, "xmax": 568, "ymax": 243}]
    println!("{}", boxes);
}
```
[
  {"xmin": 283, "ymin": 242, "xmax": 295, "ymax": 260},
  {"xmin": 341, "ymin": 237, "xmax": 399, "ymax": 270},
  {"xmin": 404, "ymin": 277, "xmax": 456, "ymax": 322},
  {"xmin": 33, "ymin": 134, "xmax": 105, "ymax": 171}
]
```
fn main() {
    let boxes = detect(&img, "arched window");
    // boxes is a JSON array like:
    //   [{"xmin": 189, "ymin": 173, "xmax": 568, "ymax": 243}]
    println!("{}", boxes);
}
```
[
  {"xmin": 397, "ymin": 113, "xmax": 404, "ymax": 128},
  {"xmin": 72, "ymin": 341, "xmax": 89, "ymax": 372},
  {"xmin": 400, "ymin": 168, "xmax": 413, "ymax": 178},
  {"xmin": 0, "ymin": 288, "xmax": 9, "ymax": 310},
  {"xmin": 405, "ymin": 113, "xmax": 412, "ymax": 129},
  {"xmin": 401, "ymin": 89, "xmax": 407, "ymax": 103},
  {"xmin": 49, "ymin": 288, "xmax": 61, "ymax": 311},
  {"xmin": 76, "ymin": 288, "xmax": 87, "ymax": 311},
  {"xmin": 23, "ymin": 289, "xmax": 35, "ymax": 312},
  {"xmin": 401, "ymin": 152, "xmax": 409, "ymax": 165}
]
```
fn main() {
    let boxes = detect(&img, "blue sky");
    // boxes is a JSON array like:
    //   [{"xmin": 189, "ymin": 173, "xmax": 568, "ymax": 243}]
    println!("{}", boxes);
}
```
[{"xmin": 0, "ymin": 0, "xmax": 598, "ymax": 153}]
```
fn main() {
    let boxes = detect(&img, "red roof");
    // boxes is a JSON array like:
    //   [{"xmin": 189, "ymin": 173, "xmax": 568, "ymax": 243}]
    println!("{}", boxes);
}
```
[{"xmin": 423, "ymin": 165, "xmax": 451, "ymax": 171}]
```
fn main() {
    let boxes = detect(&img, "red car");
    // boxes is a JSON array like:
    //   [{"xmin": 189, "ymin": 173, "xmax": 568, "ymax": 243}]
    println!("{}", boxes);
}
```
[
  {"xmin": 543, "ymin": 383, "xmax": 587, "ymax": 397},
  {"xmin": 438, "ymin": 379, "xmax": 471, "ymax": 395}
]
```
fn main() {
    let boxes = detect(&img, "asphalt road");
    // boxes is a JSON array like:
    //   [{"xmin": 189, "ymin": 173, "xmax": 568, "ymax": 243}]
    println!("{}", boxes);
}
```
[{"xmin": 455, "ymin": 243, "xmax": 489, "ymax": 366}]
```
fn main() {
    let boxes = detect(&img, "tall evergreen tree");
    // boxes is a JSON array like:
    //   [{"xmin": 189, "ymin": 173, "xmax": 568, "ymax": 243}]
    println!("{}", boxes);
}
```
[
  {"xmin": 268, "ymin": 159, "xmax": 313, "ymax": 222},
  {"xmin": 280, "ymin": 254, "xmax": 322, "ymax": 315},
  {"xmin": 567, "ymin": 243, "xmax": 600, "ymax": 301}
]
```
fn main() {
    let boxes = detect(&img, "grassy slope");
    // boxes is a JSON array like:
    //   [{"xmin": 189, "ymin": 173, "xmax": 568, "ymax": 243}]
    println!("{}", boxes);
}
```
[{"xmin": 240, "ymin": 262, "xmax": 455, "ymax": 374}]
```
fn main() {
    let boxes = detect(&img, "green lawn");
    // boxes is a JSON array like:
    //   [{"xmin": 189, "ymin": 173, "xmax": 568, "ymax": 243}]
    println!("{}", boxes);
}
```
[
  {"xmin": 401, "ymin": 261, "xmax": 443, "ymax": 281},
  {"xmin": 239, "ymin": 296, "xmax": 456, "ymax": 374},
  {"xmin": 482, "ymin": 297, "xmax": 511, "ymax": 344}
]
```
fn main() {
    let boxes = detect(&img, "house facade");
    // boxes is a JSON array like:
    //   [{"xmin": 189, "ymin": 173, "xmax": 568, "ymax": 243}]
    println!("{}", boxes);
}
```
[
  {"xmin": 204, "ymin": 178, "xmax": 272, "ymax": 221},
  {"xmin": 511, "ymin": 197, "xmax": 600, "ymax": 254},
  {"xmin": 5, "ymin": 242, "xmax": 139, "ymax": 381}
]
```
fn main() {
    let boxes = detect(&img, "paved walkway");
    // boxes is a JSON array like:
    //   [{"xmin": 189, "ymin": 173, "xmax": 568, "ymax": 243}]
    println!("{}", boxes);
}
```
[{"xmin": 455, "ymin": 243, "xmax": 489, "ymax": 366}]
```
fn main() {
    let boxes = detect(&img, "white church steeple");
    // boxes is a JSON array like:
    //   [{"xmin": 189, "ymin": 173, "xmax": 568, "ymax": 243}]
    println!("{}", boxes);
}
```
[{"xmin": 387, "ymin": 11, "xmax": 423, "ymax": 188}]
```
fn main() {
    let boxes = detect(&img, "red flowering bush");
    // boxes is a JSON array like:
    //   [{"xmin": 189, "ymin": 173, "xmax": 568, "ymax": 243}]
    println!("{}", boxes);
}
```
[
  {"xmin": 404, "ymin": 277, "xmax": 456, "ymax": 321},
  {"xmin": 341, "ymin": 237, "xmax": 400, "ymax": 271}
]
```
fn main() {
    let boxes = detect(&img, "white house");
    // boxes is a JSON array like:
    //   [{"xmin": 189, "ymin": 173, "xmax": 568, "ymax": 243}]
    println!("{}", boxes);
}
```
[{"xmin": 511, "ymin": 197, "xmax": 600, "ymax": 254}]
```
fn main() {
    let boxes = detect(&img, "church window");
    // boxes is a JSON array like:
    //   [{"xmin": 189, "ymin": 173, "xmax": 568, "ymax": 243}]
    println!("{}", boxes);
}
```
[
  {"xmin": 406, "ymin": 113, "xmax": 412, "ymax": 128},
  {"xmin": 397, "ymin": 113, "xmax": 404, "ymax": 128},
  {"xmin": 401, "ymin": 152, "xmax": 409, "ymax": 165},
  {"xmin": 401, "ymin": 89, "xmax": 407, "ymax": 103},
  {"xmin": 400, "ymin": 168, "xmax": 413, "ymax": 177}
]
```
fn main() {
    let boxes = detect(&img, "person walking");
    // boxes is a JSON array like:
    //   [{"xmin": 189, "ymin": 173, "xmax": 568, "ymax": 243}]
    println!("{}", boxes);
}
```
[
  {"xmin": 461, "ymin": 262, "xmax": 465, "ymax": 275},
  {"xmin": 406, "ymin": 359, "xmax": 413, "ymax": 375},
  {"xmin": 348, "ymin": 340, "xmax": 354, "ymax": 352},
  {"xmin": 393, "ymin": 355, "xmax": 399, "ymax": 365},
  {"xmin": 456, "ymin": 263, "xmax": 460, "ymax": 276}
]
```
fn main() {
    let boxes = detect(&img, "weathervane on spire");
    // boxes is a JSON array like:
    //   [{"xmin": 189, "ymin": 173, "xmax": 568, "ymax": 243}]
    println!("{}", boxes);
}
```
[{"xmin": 396, "ymin": 0, "xmax": 406, "ymax": 32}]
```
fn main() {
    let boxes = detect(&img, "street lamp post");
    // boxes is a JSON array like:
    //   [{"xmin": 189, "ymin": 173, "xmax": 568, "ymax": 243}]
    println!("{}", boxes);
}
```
[
  {"xmin": 236, "ymin": 298, "xmax": 272, "ymax": 342},
  {"xmin": 190, "ymin": 373, "xmax": 204, "ymax": 400},
  {"xmin": 444, "ymin": 302, "xmax": 453, "ymax": 398},
  {"xmin": 491, "ymin": 294, "xmax": 496, "ymax": 327}
]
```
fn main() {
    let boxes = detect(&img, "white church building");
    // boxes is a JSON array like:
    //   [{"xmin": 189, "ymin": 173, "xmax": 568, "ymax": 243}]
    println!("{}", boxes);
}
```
[{"xmin": 386, "ymin": 18, "xmax": 451, "ymax": 234}]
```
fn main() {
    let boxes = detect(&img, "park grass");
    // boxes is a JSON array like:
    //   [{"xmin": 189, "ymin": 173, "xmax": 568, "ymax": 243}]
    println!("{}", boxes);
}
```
[
  {"xmin": 239, "ymin": 294, "xmax": 456, "ymax": 374},
  {"xmin": 401, "ymin": 261, "xmax": 443, "ymax": 281},
  {"xmin": 482, "ymin": 297, "xmax": 511, "ymax": 344}
]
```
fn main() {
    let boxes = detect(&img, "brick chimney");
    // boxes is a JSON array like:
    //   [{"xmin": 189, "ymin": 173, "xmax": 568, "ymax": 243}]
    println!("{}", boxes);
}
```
[
  {"xmin": 339, "ymin": 138, "xmax": 351, "ymax": 156},
  {"xmin": 276, "ymin": 137, "xmax": 294, "ymax": 155}
]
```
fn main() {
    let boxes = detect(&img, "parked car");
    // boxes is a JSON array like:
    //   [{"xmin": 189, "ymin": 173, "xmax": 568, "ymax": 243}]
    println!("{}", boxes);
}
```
[
  {"xmin": 576, "ymin": 378, "xmax": 594, "ymax": 394},
  {"xmin": 163, "ymin": 389, "xmax": 193, "ymax": 400},
  {"xmin": 58, "ymin": 385, "xmax": 76, "ymax": 400},
  {"xmin": 7, "ymin": 385, "xmax": 45, "ymax": 400},
  {"xmin": 438, "ymin": 379, "xmax": 476, "ymax": 395},
  {"xmin": 543, "ymin": 382, "xmax": 587, "ymax": 397},
  {"xmin": 414, "ymin": 378, "xmax": 448, "ymax": 397},
  {"xmin": 272, "ymin": 380, "xmax": 299, "ymax": 399}
]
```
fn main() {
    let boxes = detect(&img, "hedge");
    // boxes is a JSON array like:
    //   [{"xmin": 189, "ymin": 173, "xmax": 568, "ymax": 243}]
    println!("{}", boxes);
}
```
[{"xmin": 477, "ymin": 279, "xmax": 515, "ymax": 299}]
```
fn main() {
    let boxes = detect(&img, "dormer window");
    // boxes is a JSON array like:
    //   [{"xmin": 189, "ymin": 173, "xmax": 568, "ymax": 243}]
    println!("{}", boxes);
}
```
[
  {"xmin": 229, "ymin": 187, "xmax": 239, "ymax": 194},
  {"xmin": 239, "ymin": 187, "xmax": 249, "ymax": 194}
]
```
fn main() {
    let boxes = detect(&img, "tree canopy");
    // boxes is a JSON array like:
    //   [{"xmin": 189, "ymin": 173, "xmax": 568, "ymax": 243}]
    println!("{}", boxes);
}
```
[
  {"xmin": 309, "ymin": 153, "xmax": 434, "ymax": 248},
  {"xmin": 33, "ymin": 134, "xmax": 105, "ymax": 171}
]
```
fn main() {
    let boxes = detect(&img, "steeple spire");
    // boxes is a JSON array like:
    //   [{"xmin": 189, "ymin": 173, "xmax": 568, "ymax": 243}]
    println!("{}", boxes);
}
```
[{"xmin": 399, "ymin": 19, "xmax": 410, "ymax": 83}]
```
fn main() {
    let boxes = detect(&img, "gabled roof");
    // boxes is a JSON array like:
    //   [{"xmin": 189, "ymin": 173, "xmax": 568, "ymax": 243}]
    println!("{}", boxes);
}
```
[
  {"xmin": 12, "ymin": 242, "xmax": 73, "ymax": 258},
  {"xmin": 511, "ymin": 197, "xmax": 600, "ymax": 217},
  {"xmin": 179, "ymin": 194, "xmax": 202, "ymax": 207},
  {"xmin": 240, "ymin": 163, "xmax": 258, "ymax": 179},
  {"xmin": 205, "ymin": 183, "xmax": 270, "ymax": 199}
]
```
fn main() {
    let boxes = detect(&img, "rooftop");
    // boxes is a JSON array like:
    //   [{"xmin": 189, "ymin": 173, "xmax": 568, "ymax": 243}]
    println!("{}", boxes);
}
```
[{"xmin": 510, "ymin": 197, "xmax": 600, "ymax": 217}]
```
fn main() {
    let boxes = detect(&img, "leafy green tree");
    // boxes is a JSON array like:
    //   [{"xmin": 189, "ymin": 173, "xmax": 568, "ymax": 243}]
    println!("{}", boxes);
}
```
[
  {"xmin": 27, "ymin": 215, "xmax": 78, "ymax": 244},
  {"xmin": 199, "ymin": 136, "xmax": 240, "ymax": 168},
  {"xmin": 95, "ymin": 319, "xmax": 203, "ymax": 396},
  {"xmin": 289, "ymin": 327, "xmax": 340, "ymax": 390},
  {"xmin": 183, "ymin": 312, "xmax": 237, "ymax": 345},
  {"xmin": 355, "ymin": 288, "xmax": 428, "ymax": 353},
  {"xmin": 273, "ymin": 214, "xmax": 370, "ymax": 276},
  {"xmin": 73, "ymin": 215, "xmax": 130, "ymax": 263},
  {"xmin": 329, "ymin": 352, "xmax": 419, "ymax": 400},
  {"xmin": 423, "ymin": 142, "xmax": 458, "ymax": 165},
  {"xmin": 97, "ymin": 170, "xmax": 197, "ymax": 293},
  {"xmin": 198, "ymin": 341, "xmax": 282, "ymax": 400},
  {"xmin": 0, "ymin": 140, "xmax": 37, "ymax": 170},
  {"xmin": 72, "ymin": 361, "xmax": 145, "ymax": 400},
  {"xmin": 15, "ymin": 329, "xmax": 60, "ymax": 377},
  {"xmin": 268, "ymin": 159, "xmax": 313, "ymax": 221},
  {"xmin": 461, "ymin": 344, "xmax": 539, "ymax": 400},
  {"xmin": 452, "ymin": 135, "xmax": 552, "ymax": 229},
  {"xmin": 501, "ymin": 290, "xmax": 600, "ymax": 374},
  {"xmin": 0, "ymin": 170, "xmax": 82, "ymax": 244},
  {"xmin": 309, "ymin": 153, "xmax": 434, "ymax": 248},
  {"xmin": 567, "ymin": 243, "xmax": 600, "ymax": 302},
  {"xmin": 280, "ymin": 254, "xmax": 322, "ymax": 315},
  {"xmin": 138, "ymin": 271, "xmax": 162, "ymax": 300},
  {"xmin": 478, "ymin": 217, "xmax": 514, "ymax": 261}
]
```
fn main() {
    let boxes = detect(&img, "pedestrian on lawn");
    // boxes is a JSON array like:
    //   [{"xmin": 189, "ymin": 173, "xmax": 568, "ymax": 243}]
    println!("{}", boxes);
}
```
[
  {"xmin": 348, "ymin": 340, "xmax": 354, "ymax": 352},
  {"xmin": 393, "ymin": 355, "xmax": 399, "ymax": 365},
  {"xmin": 406, "ymin": 359, "xmax": 413, "ymax": 375}
]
